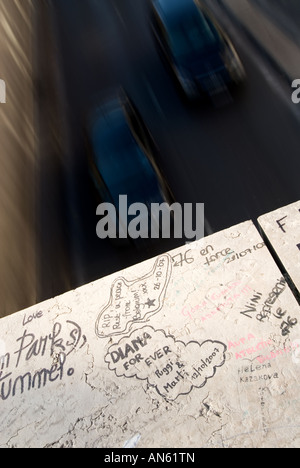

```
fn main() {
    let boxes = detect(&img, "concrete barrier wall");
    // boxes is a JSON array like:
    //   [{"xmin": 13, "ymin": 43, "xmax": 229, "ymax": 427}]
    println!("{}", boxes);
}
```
[
  {"xmin": 0, "ymin": 1, "xmax": 37, "ymax": 316},
  {"xmin": 1, "ymin": 206, "xmax": 300, "ymax": 448}
]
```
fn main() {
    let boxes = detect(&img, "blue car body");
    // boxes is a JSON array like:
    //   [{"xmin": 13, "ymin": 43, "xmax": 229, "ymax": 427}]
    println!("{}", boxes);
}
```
[
  {"xmin": 151, "ymin": 0, "xmax": 245, "ymax": 97},
  {"xmin": 85, "ymin": 93, "xmax": 172, "ymax": 239}
]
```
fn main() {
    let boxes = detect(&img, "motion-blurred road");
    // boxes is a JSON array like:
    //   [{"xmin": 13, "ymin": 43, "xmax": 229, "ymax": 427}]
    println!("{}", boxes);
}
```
[
  {"xmin": 2, "ymin": 0, "xmax": 300, "ymax": 315},
  {"xmin": 42, "ymin": 0, "xmax": 300, "ymax": 293},
  {"xmin": 253, "ymin": 0, "xmax": 300, "ymax": 47}
]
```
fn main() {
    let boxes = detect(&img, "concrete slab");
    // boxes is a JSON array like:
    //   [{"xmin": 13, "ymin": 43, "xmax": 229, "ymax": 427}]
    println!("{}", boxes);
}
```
[
  {"xmin": 1, "ymin": 220, "xmax": 300, "ymax": 448},
  {"xmin": 258, "ymin": 200, "xmax": 300, "ymax": 295}
]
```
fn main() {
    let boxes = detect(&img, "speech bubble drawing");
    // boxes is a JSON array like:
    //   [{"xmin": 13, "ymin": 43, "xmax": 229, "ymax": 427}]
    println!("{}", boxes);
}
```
[
  {"xmin": 104, "ymin": 326, "xmax": 227, "ymax": 401},
  {"xmin": 95, "ymin": 255, "xmax": 172, "ymax": 338}
]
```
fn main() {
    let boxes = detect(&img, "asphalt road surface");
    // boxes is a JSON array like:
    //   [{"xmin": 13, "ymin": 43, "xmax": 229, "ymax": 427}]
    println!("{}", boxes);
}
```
[{"xmin": 34, "ymin": 0, "xmax": 300, "ymax": 304}]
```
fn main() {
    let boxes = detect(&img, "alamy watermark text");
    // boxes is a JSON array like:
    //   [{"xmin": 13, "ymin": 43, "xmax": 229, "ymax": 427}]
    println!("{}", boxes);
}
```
[
  {"xmin": 291, "ymin": 79, "xmax": 300, "ymax": 104},
  {"xmin": 96, "ymin": 195, "xmax": 204, "ymax": 242},
  {"xmin": 0, "ymin": 79, "xmax": 6, "ymax": 103}
]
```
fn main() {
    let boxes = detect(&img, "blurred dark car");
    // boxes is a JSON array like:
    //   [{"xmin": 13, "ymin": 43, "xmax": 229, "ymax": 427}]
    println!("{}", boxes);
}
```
[
  {"xmin": 85, "ymin": 91, "xmax": 174, "ymax": 240},
  {"xmin": 150, "ymin": 0, "xmax": 245, "ymax": 99}
]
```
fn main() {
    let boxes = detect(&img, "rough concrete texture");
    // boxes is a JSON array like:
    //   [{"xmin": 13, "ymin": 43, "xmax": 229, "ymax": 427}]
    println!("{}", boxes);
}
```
[
  {"xmin": 0, "ymin": 219, "xmax": 300, "ymax": 448},
  {"xmin": 258, "ymin": 200, "xmax": 300, "ymax": 295}
]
